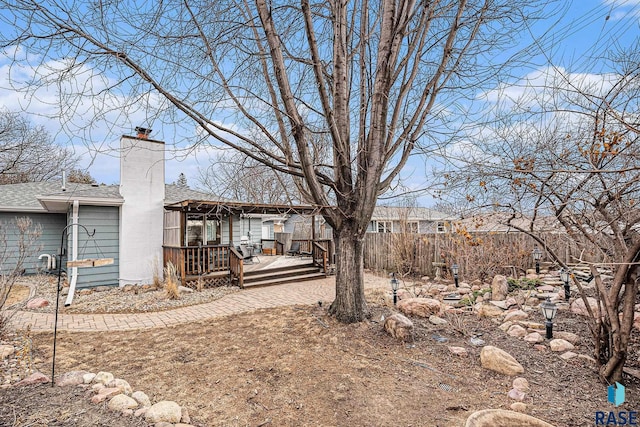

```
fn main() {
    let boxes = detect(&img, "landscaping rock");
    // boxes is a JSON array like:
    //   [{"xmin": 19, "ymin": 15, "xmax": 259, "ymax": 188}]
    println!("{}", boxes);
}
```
[
  {"xmin": 513, "ymin": 377, "xmax": 530, "ymax": 392},
  {"xmin": 108, "ymin": 394, "xmax": 139, "ymax": 411},
  {"xmin": 523, "ymin": 332, "xmax": 544, "ymax": 343},
  {"xmin": 93, "ymin": 371, "xmax": 115, "ymax": 385},
  {"xmin": 83, "ymin": 373, "xmax": 97, "ymax": 384},
  {"xmin": 0, "ymin": 345, "xmax": 15, "ymax": 359},
  {"xmin": 384, "ymin": 313, "xmax": 414, "ymax": 342},
  {"xmin": 499, "ymin": 321, "xmax": 513, "ymax": 331},
  {"xmin": 554, "ymin": 331, "xmax": 580, "ymax": 345},
  {"xmin": 91, "ymin": 387, "xmax": 122, "ymax": 404},
  {"xmin": 428, "ymin": 315, "xmax": 448, "ymax": 325},
  {"xmin": 448, "ymin": 346, "xmax": 468, "ymax": 357},
  {"xmin": 56, "ymin": 370, "xmax": 89, "ymax": 387},
  {"xmin": 477, "ymin": 303, "xmax": 504, "ymax": 318},
  {"xmin": 15, "ymin": 372, "xmax": 49, "ymax": 386},
  {"xmin": 504, "ymin": 310, "xmax": 528, "ymax": 322},
  {"xmin": 108, "ymin": 378, "xmax": 133, "ymax": 395},
  {"xmin": 145, "ymin": 400, "xmax": 182, "ymax": 424},
  {"xmin": 491, "ymin": 275, "xmax": 509, "ymax": 301},
  {"xmin": 480, "ymin": 346, "xmax": 524, "ymax": 376},
  {"xmin": 507, "ymin": 388, "xmax": 526, "ymax": 401},
  {"xmin": 26, "ymin": 297, "xmax": 49, "ymax": 309},
  {"xmin": 465, "ymin": 409, "xmax": 555, "ymax": 427},
  {"xmin": 397, "ymin": 298, "xmax": 441, "ymax": 318},
  {"xmin": 570, "ymin": 297, "xmax": 599, "ymax": 317},
  {"xmin": 507, "ymin": 325, "xmax": 527, "ymax": 338},
  {"xmin": 560, "ymin": 351, "xmax": 578, "ymax": 360},
  {"xmin": 549, "ymin": 339, "xmax": 574, "ymax": 352},
  {"xmin": 132, "ymin": 390, "xmax": 152, "ymax": 407}
]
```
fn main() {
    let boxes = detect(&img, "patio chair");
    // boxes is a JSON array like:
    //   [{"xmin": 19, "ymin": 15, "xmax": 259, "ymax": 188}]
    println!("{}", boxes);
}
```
[{"xmin": 286, "ymin": 241, "xmax": 301, "ymax": 257}]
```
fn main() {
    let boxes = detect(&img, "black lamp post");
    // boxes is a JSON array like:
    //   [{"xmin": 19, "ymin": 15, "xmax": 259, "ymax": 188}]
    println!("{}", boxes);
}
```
[
  {"xmin": 390, "ymin": 273, "xmax": 399, "ymax": 305},
  {"xmin": 559, "ymin": 268, "xmax": 571, "ymax": 300},
  {"xmin": 451, "ymin": 263, "xmax": 459, "ymax": 288},
  {"xmin": 532, "ymin": 246, "xmax": 542, "ymax": 275},
  {"xmin": 540, "ymin": 297, "xmax": 558, "ymax": 339}
]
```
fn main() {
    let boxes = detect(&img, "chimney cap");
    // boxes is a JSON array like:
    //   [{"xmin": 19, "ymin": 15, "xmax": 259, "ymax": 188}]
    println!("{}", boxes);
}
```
[{"xmin": 135, "ymin": 127, "xmax": 152, "ymax": 138}]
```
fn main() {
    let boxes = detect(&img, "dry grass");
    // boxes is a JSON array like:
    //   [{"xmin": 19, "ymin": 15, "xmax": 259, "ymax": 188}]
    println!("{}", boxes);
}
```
[{"xmin": 163, "ymin": 261, "xmax": 180, "ymax": 300}]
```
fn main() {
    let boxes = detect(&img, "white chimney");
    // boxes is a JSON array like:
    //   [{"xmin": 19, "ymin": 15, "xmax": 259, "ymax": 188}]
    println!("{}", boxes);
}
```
[{"xmin": 118, "ymin": 129, "xmax": 165, "ymax": 286}]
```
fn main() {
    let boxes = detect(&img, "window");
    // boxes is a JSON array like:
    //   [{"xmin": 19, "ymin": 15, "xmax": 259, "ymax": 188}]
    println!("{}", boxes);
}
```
[
  {"xmin": 377, "ymin": 221, "xmax": 392, "ymax": 233},
  {"xmin": 436, "ymin": 221, "xmax": 446, "ymax": 233},
  {"xmin": 186, "ymin": 214, "xmax": 220, "ymax": 246},
  {"xmin": 407, "ymin": 221, "xmax": 419, "ymax": 234}
]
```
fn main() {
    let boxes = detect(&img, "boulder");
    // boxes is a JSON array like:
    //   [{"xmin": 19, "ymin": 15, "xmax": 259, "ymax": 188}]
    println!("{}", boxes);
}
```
[
  {"xmin": 553, "ymin": 331, "xmax": 580, "ymax": 345},
  {"xmin": 107, "ymin": 378, "xmax": 133, "ymax": 395},
  {"xmin": 56, "ymin": 370, "xmax": 89, "ymax": 387},
  {"xmin": 384, "ymin": 313, "xmax": 414, "ymax": 342},
  {"xmin": 132, "ymin": 391, "xmax": 152, "ymax": 407},
  {"xmin": 429, "ymin": 315, "xmax": 448, "ymax": 325},
  {"xmin": 523, "ymin": 332, "xmax": 544, "ymax": 344},
  {"xmin": 480, "ymin": 346, "xmax": 524, "ymax": 376},
  {"xmin": 83, "ymin": 373, "xmax": 97, "ymax": 384},
  {"xmin": 93, "ymin": 371, "xmax": 115, "ymax": 385},
  {"xmin": 108, "ymin": 394, "xmax": 139, "ymax": 411},
  {"xmin": 15, "ymin": 372, "xmax": 50, "ymax": 386},
  {"xmin": 478, "ymin": 303, "xmax": 504, "ymax": 318},
  {"xmin": 91, "ymin": 387, "xmax": 122, "ymax": 404},
  {"xmin": 549, "ymin": 339, "xmax": 574, "ymax": 352},
  {"xmin": 491, "ymin": 275, "xmax": 509, "ymax": 301},
  {"xmin": 570, "ymin": 297, "xmax": 599, "ymax": 317},
  {"xmin": 397, "ymin": 298, "xmax": 441, "ymax": 318},
  {"xmin": 145, "ymin": 401, "xmax": 183, "ymax": 424},
  {"xmin": 26, "ymin": 297, "xmax": 49, "ymax": 309},
  {"xmin": 506, "ymin": 325, "xmax": 527, "ymax": 338},
  {"xmin": 465, "ymin": 409, "xmax": 555, "ymax": 427},
  {"xmin": 504, "ymin": 310, "xmax": 528, "ymax": 322}
]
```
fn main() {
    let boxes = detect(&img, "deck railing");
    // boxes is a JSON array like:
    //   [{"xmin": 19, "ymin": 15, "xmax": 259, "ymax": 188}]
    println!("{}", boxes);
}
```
[
  {"xmin": 312, "ymin": 241, "xmax": 328, "ymax": 274},
  {"xmin": 229, "ymin": 246, "xmax": 244, "ymax": 288},
  {"xmin": 163, "ymin": 245, "xmax": 230, "ymax": 284}
]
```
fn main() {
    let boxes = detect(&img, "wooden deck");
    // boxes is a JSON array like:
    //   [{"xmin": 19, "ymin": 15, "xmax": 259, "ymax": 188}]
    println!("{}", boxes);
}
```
[{"xmin": 243, "ymin": 254, "xmax": 313, "ymax": 272}]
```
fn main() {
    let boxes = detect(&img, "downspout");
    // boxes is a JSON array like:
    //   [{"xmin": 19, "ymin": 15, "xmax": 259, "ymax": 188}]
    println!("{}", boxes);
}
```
[{"xmin": 64, "ymin": 200, "xmax": 79, "ymax": 306}]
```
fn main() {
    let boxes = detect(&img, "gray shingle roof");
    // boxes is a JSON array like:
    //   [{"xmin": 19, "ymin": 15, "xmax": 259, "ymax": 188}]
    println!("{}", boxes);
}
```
[
  {"xmin": 0, "ymin": 182, "xmax": 122, "ymax": 212},
  {"xmin": 0, "ymin": 181, "xmax": 226, "ymax": 212}
]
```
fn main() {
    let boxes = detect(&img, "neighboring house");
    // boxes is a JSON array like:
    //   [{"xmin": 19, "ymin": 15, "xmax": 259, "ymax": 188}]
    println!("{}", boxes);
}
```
[{"xmin": 366, "ymin": 206, "xmax": 452, "ymax": 234}]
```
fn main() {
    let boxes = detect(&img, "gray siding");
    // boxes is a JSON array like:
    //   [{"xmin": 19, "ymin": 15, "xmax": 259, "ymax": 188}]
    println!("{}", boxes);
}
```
[
  {"xmin": 0, "ymin": 212, "xmax": 66, "ymax": 275},
  {"xmin": 74, "ymin": 206, "xmax": 119, "ymax": 288}
]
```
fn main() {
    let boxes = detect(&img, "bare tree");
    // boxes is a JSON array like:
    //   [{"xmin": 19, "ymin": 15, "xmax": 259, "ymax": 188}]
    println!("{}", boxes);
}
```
[
  {"xmin": 441, "ymin": 52, "xmax": 640, "ymax": 383},
  {"xmin": 0, "ymin": 109, "xmax": 78, "ymax": 184},
  {"xmin": 0, "ymin": 0, "xmax": 551, "ymax": 322},
  {"xmin": 198, "ymin": 151, "xmax": 301, "ymax": 205}
]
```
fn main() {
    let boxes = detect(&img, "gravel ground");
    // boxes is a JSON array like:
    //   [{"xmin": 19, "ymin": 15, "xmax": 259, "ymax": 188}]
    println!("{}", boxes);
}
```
[{"xmin": 13, "ymin": 275, "xmax": 240, "ymax": 314}]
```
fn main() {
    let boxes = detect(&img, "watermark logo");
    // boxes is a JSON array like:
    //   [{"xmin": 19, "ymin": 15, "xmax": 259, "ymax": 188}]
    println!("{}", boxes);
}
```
[
  {"xmin": 596, "ymin": 382, "xmax": 636, "ymax": 426},
  {"xmin": 609, "ymin": 382, "xmax": 626, "ymax": 407}
]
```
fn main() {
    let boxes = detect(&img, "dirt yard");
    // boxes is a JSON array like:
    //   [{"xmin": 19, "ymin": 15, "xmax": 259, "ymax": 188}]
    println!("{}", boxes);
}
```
[{"xmin": 1, "ymin": 277, "xmax": 640, "ymax": 427}]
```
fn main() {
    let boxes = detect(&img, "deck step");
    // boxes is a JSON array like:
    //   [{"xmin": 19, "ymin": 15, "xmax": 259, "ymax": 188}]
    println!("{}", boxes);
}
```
[
  {"xmin": 242, "ymin": 272, "xmax": 326, "ymax": 288},
  {"xmin": 243, "ymin": 266, "xmax": 320, "ymax": 282}
]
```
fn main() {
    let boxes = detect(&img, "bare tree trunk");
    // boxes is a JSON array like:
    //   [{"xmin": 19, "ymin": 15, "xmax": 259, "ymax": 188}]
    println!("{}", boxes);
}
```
[{"xmin": 329, "ymin": 221, "xmax": 368, "ymax": 323}]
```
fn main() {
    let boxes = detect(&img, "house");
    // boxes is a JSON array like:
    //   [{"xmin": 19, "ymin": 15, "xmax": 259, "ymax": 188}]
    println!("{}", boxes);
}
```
[
  {"xmin": 0, "ymin": 129, "xmax": 329, "ymax": 296},
  {"xmin": 366, "ymin": 206, "xmax": 452, "ymax": 234}
]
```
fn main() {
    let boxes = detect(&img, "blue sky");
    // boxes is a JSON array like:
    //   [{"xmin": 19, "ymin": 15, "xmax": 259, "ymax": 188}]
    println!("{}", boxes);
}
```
[{"xmin": 0, "ymin": 0, "xmax": 638, "ymax": 206}]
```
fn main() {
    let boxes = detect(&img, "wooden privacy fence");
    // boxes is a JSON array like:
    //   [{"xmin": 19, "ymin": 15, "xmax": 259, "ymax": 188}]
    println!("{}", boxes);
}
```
[{"xmin": 363, "ymin": 232, "xmax": 596, "ymax": 281}]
